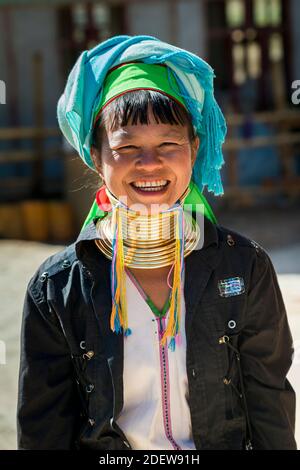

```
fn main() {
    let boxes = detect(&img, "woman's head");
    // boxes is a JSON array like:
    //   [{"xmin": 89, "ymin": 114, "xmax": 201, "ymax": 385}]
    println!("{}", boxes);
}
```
[
  {"xmin": 57, "ymin": 35, "xmax": 227, "ymax": 199},
  {"xmin": 90, "ymin": 89, "xmax": 199, "ymax": 212}
]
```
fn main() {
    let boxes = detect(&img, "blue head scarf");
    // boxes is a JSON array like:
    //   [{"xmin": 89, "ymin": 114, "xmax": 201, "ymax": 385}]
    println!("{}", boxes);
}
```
[{"xmin": 57, "ymin": 34, "xmax": 227, "ymax": 195}]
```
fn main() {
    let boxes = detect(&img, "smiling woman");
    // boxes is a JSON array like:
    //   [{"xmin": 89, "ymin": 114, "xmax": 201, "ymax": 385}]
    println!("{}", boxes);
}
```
[
  {"xmin": 85, "ymin": 61, "xmax": 205, "ymax": 352},
  {"xmin": 17, "ymin": 34, "xmax": 297, "ymax": 452}
]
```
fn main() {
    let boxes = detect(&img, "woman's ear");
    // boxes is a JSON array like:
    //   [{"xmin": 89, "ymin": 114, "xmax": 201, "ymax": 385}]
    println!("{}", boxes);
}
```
[
  {"xmin": 90, "ymin": 145, "xmax": 104, "ymax": 180},
  {"xmin": 191, "ymin": 136, "xmax": 200, "ymax": 168}
]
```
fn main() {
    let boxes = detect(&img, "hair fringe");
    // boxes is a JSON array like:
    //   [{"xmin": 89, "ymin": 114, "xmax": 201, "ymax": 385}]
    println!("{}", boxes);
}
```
[{"xmin": 91, "ymin": 89, "xmax": 196, "ymax": 150}]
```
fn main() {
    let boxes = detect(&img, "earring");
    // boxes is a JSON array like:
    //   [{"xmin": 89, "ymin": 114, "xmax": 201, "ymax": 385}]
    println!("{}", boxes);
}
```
[{"xmin": 96, "ymin": 185, "xmax": 111, "ymax": 212}]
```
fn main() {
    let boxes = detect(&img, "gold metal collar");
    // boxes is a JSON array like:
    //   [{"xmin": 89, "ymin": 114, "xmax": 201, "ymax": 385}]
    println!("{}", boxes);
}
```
[{"xmin": 94, "ymin": 185, "xmax": 200, "ymax": 269}]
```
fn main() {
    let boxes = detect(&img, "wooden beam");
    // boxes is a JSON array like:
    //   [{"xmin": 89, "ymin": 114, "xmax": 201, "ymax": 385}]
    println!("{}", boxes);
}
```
[
  {"xmin": 225, "ymin": 110, "xmax": 300, "ymax": 126},
  {"xmin": 224, "ymin": 132, "xmax": 300, "ymax": 150},
  {"xmin": 0, "ymin": 127, "xmax": 60, "ymax": 139},
  {"xmin": 0, "ymin": 148, "xmax": 64, "ymax": 163}
]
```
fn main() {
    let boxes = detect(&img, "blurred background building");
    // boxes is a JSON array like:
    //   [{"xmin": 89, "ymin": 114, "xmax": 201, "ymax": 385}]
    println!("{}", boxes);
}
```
[{"xmin": 0, "ymin": 0, "xmax": 300, "ymax": 241}]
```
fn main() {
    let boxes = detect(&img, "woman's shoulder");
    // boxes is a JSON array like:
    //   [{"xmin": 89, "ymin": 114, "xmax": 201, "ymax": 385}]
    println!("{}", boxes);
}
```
[
  {"xmin": 213, "ymin": 222, "xmax": 273, "ymax": 274},
  {"xmin": 215, "ymin": 222, "xmax": 265, "ymax": 253},
  {"xmin": 213, "ymin": 223, "xmax": 277, "ymax": 287},
  {"xmin": 26, "ymin": 241, "xmax": 79, "ymax": 292}
]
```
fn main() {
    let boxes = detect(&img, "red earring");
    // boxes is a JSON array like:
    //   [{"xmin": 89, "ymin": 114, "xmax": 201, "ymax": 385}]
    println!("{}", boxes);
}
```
[{"xmin": 95, "ymin": 185, "xmax": 112, "ymax": 212}]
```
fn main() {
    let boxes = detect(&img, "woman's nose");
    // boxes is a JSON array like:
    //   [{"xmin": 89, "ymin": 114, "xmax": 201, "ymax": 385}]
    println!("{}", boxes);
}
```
[{"xmin": 135, "ymin": 150, "xmax": 163, "ymax": 170}]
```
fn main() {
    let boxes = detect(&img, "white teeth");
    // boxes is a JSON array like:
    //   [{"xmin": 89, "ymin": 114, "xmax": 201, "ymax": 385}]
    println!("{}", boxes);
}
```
[
  {"xmin": 132, "ymin": 180, "xmax": 168, "ymax": 188},
  {"xmin": 136, "ymin": 186, "xmax": 165, "ymax": 192}
]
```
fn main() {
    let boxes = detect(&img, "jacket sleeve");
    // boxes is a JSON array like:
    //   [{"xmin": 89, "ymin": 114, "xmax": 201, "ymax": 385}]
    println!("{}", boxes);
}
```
[
  {"xmin": 239, "ymin": 247, "xmax": 297, "ymax": 450},
  {"xmin": 17, "ymin": 278, "xmax": 81, "ymax": 449}
]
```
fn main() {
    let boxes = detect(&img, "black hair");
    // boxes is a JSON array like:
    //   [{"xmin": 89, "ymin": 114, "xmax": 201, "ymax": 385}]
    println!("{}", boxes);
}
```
[{"xmin": 91, "ymin": 89, "xmax": 196, "ymax": 152}]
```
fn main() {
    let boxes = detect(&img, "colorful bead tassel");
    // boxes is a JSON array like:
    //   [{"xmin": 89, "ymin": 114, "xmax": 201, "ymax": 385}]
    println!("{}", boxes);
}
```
[
  {"xmin": 159, "ymin": 206, "xmax": 185, "ymax": 351},
  {"xmin": 110, "ymin": 204, "xmax": 132, "ymax": 337},
  {"xmin": 109, "ymin": 201, "xmax": 186, "ymax": 352}
]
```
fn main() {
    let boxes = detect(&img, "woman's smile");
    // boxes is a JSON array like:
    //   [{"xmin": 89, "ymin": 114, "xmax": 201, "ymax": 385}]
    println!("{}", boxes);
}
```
[{"xmin": 129, "ymin": 179, "xmax": 171, "ymax": 197}]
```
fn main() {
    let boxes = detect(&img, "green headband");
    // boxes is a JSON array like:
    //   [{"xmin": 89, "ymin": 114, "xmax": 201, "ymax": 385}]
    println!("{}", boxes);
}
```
[{"xmin": 93, "ymin": 62, "xmax": 188, "ymax": 123}]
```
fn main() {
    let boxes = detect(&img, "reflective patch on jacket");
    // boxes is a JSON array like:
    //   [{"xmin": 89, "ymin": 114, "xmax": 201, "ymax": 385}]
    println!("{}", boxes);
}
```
[{"xmin": 218, "ymin": 277, "xmax": 245, "ymax": 298}]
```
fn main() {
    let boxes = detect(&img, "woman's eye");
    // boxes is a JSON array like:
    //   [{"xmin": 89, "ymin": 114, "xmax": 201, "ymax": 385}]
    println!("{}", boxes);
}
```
[
  {"xmin": 115, "ymin": 143, "xmax": 178, "ymax": 151},
  {"xmin": 119, "ymin": 145, "xmax": 136, "ymax": 150}
]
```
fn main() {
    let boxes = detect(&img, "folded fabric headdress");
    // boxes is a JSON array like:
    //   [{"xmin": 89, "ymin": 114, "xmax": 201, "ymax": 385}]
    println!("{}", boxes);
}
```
[{"xmin": 57, "ymin": 34, "xmax": 227, "ymax": 195}]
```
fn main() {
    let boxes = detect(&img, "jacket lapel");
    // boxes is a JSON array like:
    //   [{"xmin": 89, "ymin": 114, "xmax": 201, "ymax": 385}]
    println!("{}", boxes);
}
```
[
  {"xmin": 78, "ymin": 238, "xmax": 125, "ymax": 419},
  {"xmin": 184, "ymin": 216, "xmax": 221, "ymax": 340}
]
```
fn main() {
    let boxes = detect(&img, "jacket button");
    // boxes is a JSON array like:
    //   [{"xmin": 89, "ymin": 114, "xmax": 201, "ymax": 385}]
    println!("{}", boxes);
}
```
[
  {"xmin": 83, "ymin": 350, "xmax": 95, "ymax": 360},
  {"xmin": 228, "ymin": 320, "xmax": 236, "ymax": 329},
  {"xmin": 40, "ymin": 272, "xmax": 48, "ymax": 282},
  {"xmin": 82, "ymin": 267, "xmax": 92, "ymax": 278},
  {"xmin": 80, "ymin": 341, "xmax": 86, "ymax": 350},
  {"xmin": 251, "ymin": 240, "xmax": 261, "ymax": 252},
  {"xmin": 62, "ymin": 259, "xmax": 71, "ymax": 268},
  {"xmin": 219, "ymin": 335, "xmax": 229, "ymax": 344},
  {"xmin": 88, "ymin": 418, "xmax": 95, "ymax": 426},
  {"xmin": 227, "ymin": 234, "xmax": 235, "ymax": 246},
  {"xmin": 86, "ymin": 384, "xmax": 94, "ymax": 393},
  {"xmin": 192, "ymin": 368, "xmax": 196, "ymax": 378}
]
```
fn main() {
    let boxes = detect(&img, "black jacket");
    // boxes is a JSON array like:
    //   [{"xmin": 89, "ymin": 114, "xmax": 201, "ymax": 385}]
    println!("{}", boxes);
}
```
[{"xmin": 16, "ymin": 215, "xmax": 297, "ymax": 450}]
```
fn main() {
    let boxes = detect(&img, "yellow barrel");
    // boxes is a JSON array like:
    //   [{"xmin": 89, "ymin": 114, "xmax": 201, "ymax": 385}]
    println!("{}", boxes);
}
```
[
  {"xmin": 0, "ymin": 203, "xmax": 24, "ymax": 239},
  {"xmin": 48, "ymin": 200, "xmax": 74, "ymax": 242},
  {"xmin": 20, "ymin": 200, "xmax": 50, "ymax": 241}
]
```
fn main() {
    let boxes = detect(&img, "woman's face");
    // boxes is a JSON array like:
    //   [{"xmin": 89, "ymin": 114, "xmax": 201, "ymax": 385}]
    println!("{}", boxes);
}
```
[{"xmin": 91, "ymin": 107, "xmax": 199, "ymax": 213}]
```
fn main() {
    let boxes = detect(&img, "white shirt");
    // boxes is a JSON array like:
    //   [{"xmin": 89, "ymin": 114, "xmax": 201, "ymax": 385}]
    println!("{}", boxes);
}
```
[{"xmin": 115, "ymin": 269, "xmax": 196, "ymax": 450}]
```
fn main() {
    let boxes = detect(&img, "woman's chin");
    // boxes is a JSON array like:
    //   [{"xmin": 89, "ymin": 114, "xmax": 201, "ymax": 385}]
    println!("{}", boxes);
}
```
[
  {"xmin": 128, "ymin": 201, "xmax": 172, "ymax": 215},
  {"xmin": 112, "ymin": 183, "xmax": 183, "ymax": 214},
  {"xmin": 126, "ymin": 182, "xmax": 178, "ymax": 212}
]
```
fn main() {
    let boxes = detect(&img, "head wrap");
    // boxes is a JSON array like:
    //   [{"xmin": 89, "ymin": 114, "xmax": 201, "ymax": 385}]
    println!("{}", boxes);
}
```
[
  {"xmin": 57, "ymin": 34, "xmax": 227, "ymax": 195},
  {"xmin": 93, "ymin": 61, "xmax": 189, "ymax": 123}
]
